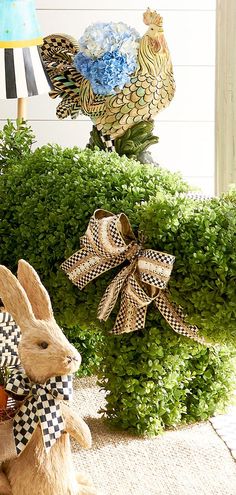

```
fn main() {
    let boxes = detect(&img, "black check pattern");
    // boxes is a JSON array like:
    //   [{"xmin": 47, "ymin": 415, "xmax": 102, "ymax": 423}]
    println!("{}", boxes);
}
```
[
  {"xmin": 6, "ymin": 371, "xmax": 73, "ymax": 456},
  {"xmin": 98, "ymin": 264, "xmax": 133, "ymax": 321},
  {"xmin": 111, "ymin": 275, "xmax": 152, "ymax": 334},
  {"xmin": 180, "ymin": 192, "xmax": 213, "ymax": 200},
  {"xmin": 100, "ymin": 134, "xmax": 116, "ymax": 152},
  {"xmin": 111, "ymin": 291, "xmax": 147, "ymax": 334},
  {"xmin": 63, "ymin": 251, "xmax": 120, "ymax": 290},
  {"xmin": 154, "ymin": 292, "xmax": 206, "ymax": 344},
  {"xmin": 141, "ymin": 273, "xmax": 166, "ymax": 289},
  {"xmin": 62, "ymin": 209, "xmax": 205, "ymax": 343},
  {"xmin": 108, "ymin": 216, "xmax": 127, "ymax": 248},
  {"xmin": 89, "ymin": 214, "xmax": 126, "ymax": 257},
  {"xmin": 61, "ymin": 219, "xmax": 128, "ymax": 290},
  {"xmin": 128, "ymin": 275, "xmax": 152, "ymax": 306},
  {"xmin": 0, "ymin": 312, "xmax": 21, "ymax": 367},
  {"xmin": 143, "ymin": 249, "xmax": 175, "ymax": 264}
]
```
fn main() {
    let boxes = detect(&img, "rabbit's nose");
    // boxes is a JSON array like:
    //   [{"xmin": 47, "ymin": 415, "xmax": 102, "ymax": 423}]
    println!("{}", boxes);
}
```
[{"xmin": 67, "ymin": 355, "xmax": 79, "ymax": 363}]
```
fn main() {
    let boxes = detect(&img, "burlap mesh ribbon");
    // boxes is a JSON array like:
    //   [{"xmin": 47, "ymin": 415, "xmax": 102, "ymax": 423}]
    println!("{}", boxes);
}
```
[{"xmin": 61, "ymin": 210, "xmax": 205, "ymax": 344}]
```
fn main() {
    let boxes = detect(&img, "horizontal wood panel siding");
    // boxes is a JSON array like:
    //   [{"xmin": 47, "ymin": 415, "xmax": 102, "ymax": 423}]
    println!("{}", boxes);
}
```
[
  {"xmin": 36, "ymin": 10, "xmax": 216, "ymax": 66},
  {"xmin": 0, "ymin": 67, "xmax": 215, "ymax": 122},
  {"xmin": 0, "ymin": 0, "xmax": 216, "ymax": 194},
  {"xmin": 37, "ymin": 1, "xmax": 216, "ymax": 11}
]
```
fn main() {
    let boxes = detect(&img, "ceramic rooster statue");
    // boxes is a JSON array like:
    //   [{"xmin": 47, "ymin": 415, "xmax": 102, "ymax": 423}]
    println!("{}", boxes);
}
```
[{"xmin": 41, "ymin": 9, "xmax": 175, "ymax": 159}]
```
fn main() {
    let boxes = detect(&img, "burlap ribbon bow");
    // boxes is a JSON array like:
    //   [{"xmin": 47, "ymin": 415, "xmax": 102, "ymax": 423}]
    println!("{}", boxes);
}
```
[
  {"xmin": 6, "ymin": 370, "xmax": 73, "ymax": 455},
  {"xmin": 61, "ymin": 209, "xmax": 205, "ymax": 343}
]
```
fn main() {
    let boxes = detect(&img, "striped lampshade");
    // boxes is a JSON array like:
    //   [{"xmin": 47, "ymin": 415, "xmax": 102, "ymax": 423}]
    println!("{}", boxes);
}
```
[{"xmin": 0, "ymin": 0, "xmax": 50, "ymax": 100}]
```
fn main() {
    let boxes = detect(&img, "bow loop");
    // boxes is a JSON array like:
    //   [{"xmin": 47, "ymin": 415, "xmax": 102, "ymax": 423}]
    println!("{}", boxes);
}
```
[
  {"xmin": 62, "ymin": 210, "xmax": 134, "ymax": 290},
  {"xmin": 5, "ymin": 369, "xmax": 31, "ymax": 397},
  {"xmin": 87, "ymin": 210, "xmax": 135, "ymax": 260},
  {"xmin": 61, "ymin": 210, "xmax": 206, "ymax": 344},
  {"xmin": 137, "ymin": 249, "xmax": 175, "ymax": 290},
  {"xmin": 6, "ymin": 370, "xmax": 72, "ymax": 456},
  {"xmin": 45, "ymin": 375, "xmax": 73, "ymax": 401}
]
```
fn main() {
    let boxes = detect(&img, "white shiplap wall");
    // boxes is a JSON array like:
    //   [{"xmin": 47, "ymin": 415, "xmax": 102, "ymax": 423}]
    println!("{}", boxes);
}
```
[{"xmin": 0, "ymin": 0, "xmax": 216, "ymax": 194}]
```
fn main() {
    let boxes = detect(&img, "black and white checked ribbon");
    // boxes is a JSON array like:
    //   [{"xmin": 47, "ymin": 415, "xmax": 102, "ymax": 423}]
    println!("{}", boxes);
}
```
[
  {"xmin": 61, "ymin": 209, "xmax": 206, "ymax": 343},
  {"xmin": 100, "ymin": 134, "xmax": 116, "ymax": 152},
  {"xmin": 0, "ymin": 312, "xmax": 21, "ymax": 367},
  {"xmin": 5, "ymin": 370, "xmax": 73, "ymax": 456}
]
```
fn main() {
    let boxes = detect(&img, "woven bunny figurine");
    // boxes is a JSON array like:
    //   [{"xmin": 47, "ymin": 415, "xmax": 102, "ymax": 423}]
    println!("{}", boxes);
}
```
[{"xmin": 0, "ymin": 260, "xmax": 97, "ymax": 495}]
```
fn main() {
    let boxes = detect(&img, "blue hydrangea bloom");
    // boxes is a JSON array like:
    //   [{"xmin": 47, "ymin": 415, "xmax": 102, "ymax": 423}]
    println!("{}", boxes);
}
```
[
  {"xmin": 74, "ymin": 49, "xmax": 137, "ymax": 95},
  {"xmin": 74, "ymin": 21, "xmax": 140, "ymax": 95}
]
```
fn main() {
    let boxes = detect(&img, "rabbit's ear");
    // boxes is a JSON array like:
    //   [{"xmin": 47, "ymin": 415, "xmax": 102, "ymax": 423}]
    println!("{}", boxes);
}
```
[
  {"xmin": 0, "ymin": 265, "xmax": 35, "ymax": 326},
  {"xmin": 17, "ymin": 260, "xmax": 54, "ymax": 321}
]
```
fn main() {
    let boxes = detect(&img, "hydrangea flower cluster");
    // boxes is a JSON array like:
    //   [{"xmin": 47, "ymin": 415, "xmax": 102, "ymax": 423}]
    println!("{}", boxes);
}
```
[{"xmin": 74, "ymin": 22, "xmax": 140, "ymax": 95}]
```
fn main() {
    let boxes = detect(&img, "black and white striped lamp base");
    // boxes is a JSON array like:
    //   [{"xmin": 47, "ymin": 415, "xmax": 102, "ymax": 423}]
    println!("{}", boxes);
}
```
[{"xmin": 0, "ymin": 45, "xmax": 50, "ymax": 100}]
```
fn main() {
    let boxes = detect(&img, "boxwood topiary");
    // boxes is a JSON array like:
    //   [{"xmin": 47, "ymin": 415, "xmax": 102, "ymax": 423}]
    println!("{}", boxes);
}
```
[
  {"xmin": 0, "ymin": 136, "xmax": 236, "ymax": 433},
  {"xmin": 0, "ymin": 144, "xmax": 235, "ymax": 345},
  {"xmin": 98, "ymin": 318, "xmax": 236, "ymax": 435},
  {"xmin": 0, "ymin": 143, "xmax": 190, "ymax": 330}
]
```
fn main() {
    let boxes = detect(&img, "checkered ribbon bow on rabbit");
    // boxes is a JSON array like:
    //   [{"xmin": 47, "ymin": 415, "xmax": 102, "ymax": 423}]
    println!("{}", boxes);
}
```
[
  {"xmin": 6, "ymin": 370, "xmax": 73, "ymax": 455},
  {"xmin": 61, "ymin": 209, "xmax": 206, "ymax": 344}
]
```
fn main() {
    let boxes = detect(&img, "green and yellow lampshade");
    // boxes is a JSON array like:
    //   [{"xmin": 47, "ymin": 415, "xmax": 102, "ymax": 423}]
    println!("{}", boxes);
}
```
[
  {"xmin": 0, "ymin": 0, "xmax": 50, "ymax": 100},
  {"xmin": 0, "ymin": 0, "xmax": 43, "ymax": 48}
]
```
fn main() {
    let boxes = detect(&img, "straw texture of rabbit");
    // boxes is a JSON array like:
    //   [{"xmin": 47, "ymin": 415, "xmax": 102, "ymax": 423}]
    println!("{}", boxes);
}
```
[{"xmin": 0, "ymin": 260, "xmax": 97, "ymax": 495}]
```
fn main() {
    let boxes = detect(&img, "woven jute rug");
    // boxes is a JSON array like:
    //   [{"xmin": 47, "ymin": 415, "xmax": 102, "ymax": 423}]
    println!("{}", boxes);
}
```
[
  {"xmin": 72, "ymin": 377, "xmax": 236, "ymax": 495},
  {"xmin": 210, "ymin": 405, "xmax": 236, "ymax": 461}
]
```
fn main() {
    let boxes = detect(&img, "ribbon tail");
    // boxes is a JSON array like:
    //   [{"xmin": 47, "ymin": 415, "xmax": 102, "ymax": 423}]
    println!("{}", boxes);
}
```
[
  {"xmin": 38, "ymin": 398, "xmax": 64, "ymax": 453},
  {"xmin": 110, "ymin": 291, "xmax": 147, "ymax": 335},
  {"xmin": 6, "ymin": 370, "xmax": 31, "ymax": 398},
  {"xmin": 13, "ymin": 398, "xmax": 38, "ymax": 456},
  {"xmin": 109, "ymin": 274, "xmax": 153, "ymax": 334},
  {"xmin": 154, "ymin": 291, "xmax": 207, "ymax": 345},
  {"xmin": 98, "ymin": 264, "xmax": 133, "ymax": 321}
]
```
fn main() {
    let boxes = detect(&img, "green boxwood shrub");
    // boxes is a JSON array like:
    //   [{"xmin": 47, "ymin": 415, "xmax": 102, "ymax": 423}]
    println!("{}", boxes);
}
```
[
  {"xmin": 0, "ymin": 119, "xmax": 35, "ymax": 173},
  {"xmin": 1, "ymin": 128, "xmax": 236, "ymax": 434},
  {"xmin": 0, "ymin": 142, "xmax": 190, "ymax": 330},
  {"xmin": 99, "ymin": 317, "xmax": 236, "ymax": 435},
  {"xmin": 0, "ymin": 143, "xmax": 236, "ymax": 345},
  {"xmin": 64, "ymin": 325, "xmax": 104, "ymax": 377}
]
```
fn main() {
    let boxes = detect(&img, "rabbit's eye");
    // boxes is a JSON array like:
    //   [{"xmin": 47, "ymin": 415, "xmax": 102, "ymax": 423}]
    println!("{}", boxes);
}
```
[{"xmin": 38, "ymin": 341, "xmax": 49, "ymax": 349}]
